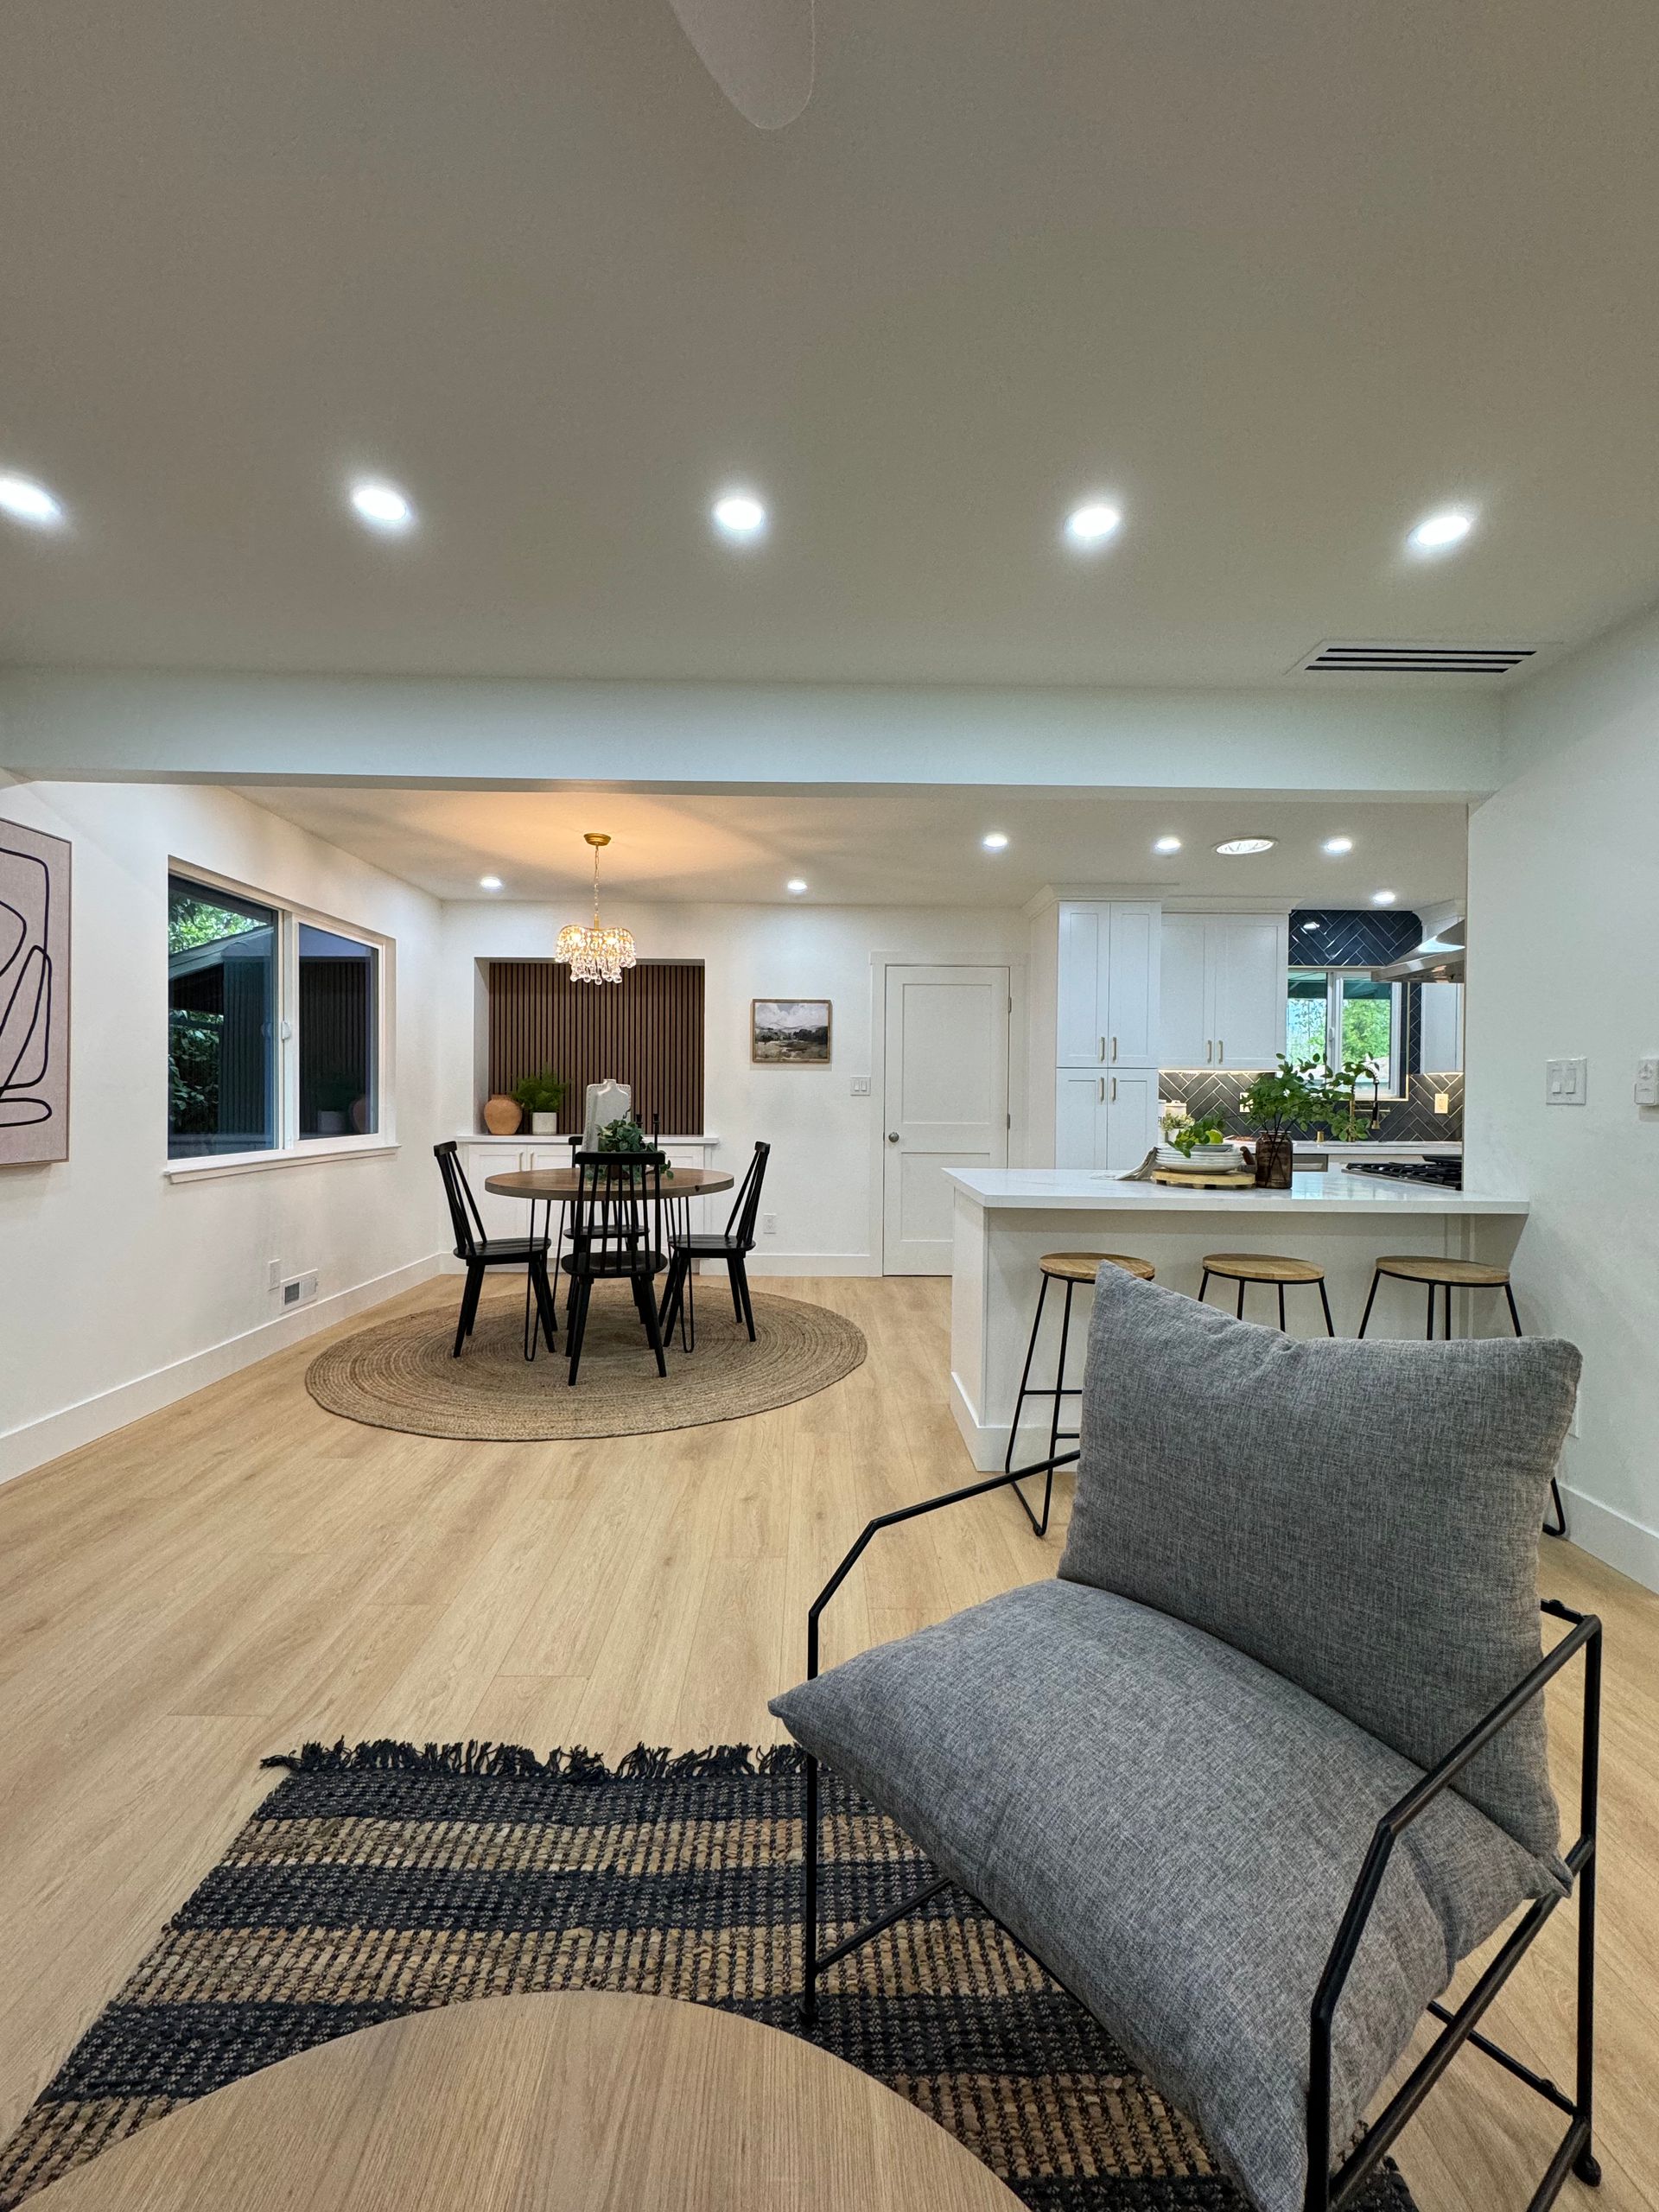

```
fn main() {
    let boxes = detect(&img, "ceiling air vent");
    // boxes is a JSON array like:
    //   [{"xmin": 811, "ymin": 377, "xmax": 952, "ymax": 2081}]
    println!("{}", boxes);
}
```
[{"xmin": 1294, "ymin": 639, "xmax": 1538, "ymax": 677}]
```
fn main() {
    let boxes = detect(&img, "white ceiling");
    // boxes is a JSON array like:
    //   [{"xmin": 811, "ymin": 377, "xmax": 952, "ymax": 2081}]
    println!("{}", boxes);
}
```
[
  {"xmin": 238, "ymin": 784, "xmax": 1468, "ymax": 912},
  {"xmin": 5, "ymin": 1, "xmax": 1659, "ymax": 687}
]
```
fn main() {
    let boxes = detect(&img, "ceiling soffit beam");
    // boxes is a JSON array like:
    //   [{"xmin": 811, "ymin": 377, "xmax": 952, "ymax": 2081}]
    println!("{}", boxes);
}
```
[{"xmin": 0, "ymin": 670, "xmax": 1500, "ymax": 800}]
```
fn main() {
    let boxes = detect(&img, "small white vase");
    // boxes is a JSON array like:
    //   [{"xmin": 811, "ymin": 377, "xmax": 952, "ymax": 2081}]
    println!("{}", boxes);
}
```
[{"xmin": 531, "ymin": 1111, "xmax": 559, "ymax": 1136}]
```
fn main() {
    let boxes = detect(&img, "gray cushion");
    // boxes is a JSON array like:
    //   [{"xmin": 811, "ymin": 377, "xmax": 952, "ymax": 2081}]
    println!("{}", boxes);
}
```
[
  {"xmin": 1060, "ymin": 1268, "xmax": 1577, "ymax": 1858},
  {"xmin": 771, "ymin": 1580, "xmax": 1562, "ymax": 2212}
]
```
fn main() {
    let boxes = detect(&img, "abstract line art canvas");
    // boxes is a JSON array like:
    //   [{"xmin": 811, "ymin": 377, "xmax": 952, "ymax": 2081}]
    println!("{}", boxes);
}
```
[{"xmin": 0, "ymin": 819, "xmax": 70, "ymax": 1166}]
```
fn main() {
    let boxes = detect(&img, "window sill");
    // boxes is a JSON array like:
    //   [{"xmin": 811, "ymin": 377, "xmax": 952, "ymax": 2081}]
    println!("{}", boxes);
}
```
[{"xmin": 164, "ymin": 1140, "xmax": 400, "ymax": 1184}]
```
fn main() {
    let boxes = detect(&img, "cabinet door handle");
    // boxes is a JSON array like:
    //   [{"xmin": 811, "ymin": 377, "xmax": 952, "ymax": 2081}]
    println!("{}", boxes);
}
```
[
  {"xmin": 1110, "ymin": 1077, "xmax": 1118, "ymax": 1103},
  {"xmin": 1110, "ymin": 1034, "xmax": 1118, "ymax": 1062},
  {"xmin": 1217, "ymin": 1038, "xmax": 1224, "ymax": 1063},
  {"xmin": 1098, "ymin": 1035, "xmax": 1107, "ymax": 1063},
  {"xmin": 1097, "ymin": 1077, "xmax": 1105, "ymax": 1103},
  {"xmin": 1205, "ymin": 1039, "xmax": 1212, "ymax": 1065}
]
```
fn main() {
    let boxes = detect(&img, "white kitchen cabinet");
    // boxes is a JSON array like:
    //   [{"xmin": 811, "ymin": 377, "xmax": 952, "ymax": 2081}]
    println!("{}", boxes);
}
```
[
  {"xmin": 1157, "ymin": 914, "xmax": 1289, "ymax": 1071},
  {"xmin": 1054, "ymin": 1067, "xmax": 1160, "ymax": 1171},
  {"xmin": 1054, "ymin": 900, "xmax": 1161, "ymax": 1066}
]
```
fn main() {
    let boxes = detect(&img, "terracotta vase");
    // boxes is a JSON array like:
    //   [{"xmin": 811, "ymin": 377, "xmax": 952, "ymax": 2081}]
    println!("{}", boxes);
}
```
[
  {"xmin": 1251, "ymin": 1134, "xmax": 1294, "ymax": 1189},
  {"xmin": 482, "ymin": 1094, "xmax": 522, "ymax": 1136}
]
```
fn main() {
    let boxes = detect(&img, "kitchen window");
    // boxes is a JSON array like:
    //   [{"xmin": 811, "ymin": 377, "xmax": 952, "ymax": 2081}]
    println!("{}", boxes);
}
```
[
  {"xmin": 167, "ymin": 868, "xmax": 387, "ymax": 1164},
  {"xmin": 1286, "ymin": 968, "xmax": 1406, "ymax": 1098}
]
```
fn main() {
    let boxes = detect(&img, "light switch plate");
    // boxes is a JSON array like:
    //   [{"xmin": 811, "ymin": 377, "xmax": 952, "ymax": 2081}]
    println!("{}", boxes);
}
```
[
  {"xmin": 1636, "ymin": 1055, "xmax": 1659, "ymax": 1108},
  {"xmin": 1546, "ymin": 1056, "xmax": 1586, "ymax": 1106},
  {"xmin": 849, "ymin": 1076, "xmax": 870, "ymax": 1096}
]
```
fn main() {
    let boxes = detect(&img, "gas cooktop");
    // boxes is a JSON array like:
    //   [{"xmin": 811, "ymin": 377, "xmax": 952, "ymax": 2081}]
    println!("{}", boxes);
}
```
[{"xmin": 1342, "ymin": 1157, "xmax": 1463, "ymax": 1189}]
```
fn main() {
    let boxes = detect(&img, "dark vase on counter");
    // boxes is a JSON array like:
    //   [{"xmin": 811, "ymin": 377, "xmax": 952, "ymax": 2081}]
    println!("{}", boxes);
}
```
[{"xmin": 1250, "ymin": 1135, "xmax": 1295, "ymax": 1189}]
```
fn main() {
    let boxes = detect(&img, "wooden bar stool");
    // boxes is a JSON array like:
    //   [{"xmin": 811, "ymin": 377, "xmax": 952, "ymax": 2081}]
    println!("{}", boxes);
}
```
[
  {"xmin": 1198, "ymin": 1251, "xmax": 1334, "ymax": 1335},
  {"xmin": 1007, "ymin": 1252, "xmax": 1156, "ymax": 1538},
  {"xmin": 1357, "ymin": 1255, "xmax": 1567, "ymax": 1540}
]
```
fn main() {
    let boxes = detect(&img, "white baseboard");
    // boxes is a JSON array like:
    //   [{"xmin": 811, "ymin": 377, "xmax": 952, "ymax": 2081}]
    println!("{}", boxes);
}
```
[
  {"xmin": 0, "ymin": 1253, "xmax": 447, "ymax": 1489},
  {"xmin": 1558, "ymin": 1484, "xmax": 1659, "ymax": 1593},
  {"xmin": 745, "ymin": 1251, "xmax": 879, "ymax": 1278}
]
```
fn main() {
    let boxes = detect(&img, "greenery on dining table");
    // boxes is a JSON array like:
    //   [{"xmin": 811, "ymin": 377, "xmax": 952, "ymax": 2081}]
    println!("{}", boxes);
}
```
[{"xmin": 596, "ymin": 1116, "xmax": 673, "ymax": 1177}]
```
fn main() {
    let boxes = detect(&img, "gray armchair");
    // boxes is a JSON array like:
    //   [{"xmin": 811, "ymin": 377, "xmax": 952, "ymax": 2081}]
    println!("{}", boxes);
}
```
[{"xmin": 771, "ymin": 1268, "xmax": 1599, "ymax": 2212}]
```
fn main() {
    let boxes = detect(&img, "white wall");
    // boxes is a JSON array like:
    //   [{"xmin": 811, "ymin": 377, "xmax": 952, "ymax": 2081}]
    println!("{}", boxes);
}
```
[
  {"xmin": 440, "ymin": 899, "xmax": 1028, "ymax": 1272},
  {"xmin": 0, "ymin": 782, "xmax": 445, "ymax": 1483},
  {"xmin": 1468, "ymin": 601, "xmax": 1659, "ymax": 1589}
]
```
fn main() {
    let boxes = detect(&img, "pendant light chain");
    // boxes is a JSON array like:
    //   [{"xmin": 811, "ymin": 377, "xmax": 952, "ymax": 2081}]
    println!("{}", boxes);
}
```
[{"xmin": 553, "ymin": 832, "xmax": 638, "ymax": 986}]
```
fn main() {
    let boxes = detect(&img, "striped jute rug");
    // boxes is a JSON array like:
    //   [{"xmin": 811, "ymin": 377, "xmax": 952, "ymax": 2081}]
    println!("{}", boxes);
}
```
[{"xmin": 0, "ymin": 1745, "xmax": 1414, "ymax": 2211}]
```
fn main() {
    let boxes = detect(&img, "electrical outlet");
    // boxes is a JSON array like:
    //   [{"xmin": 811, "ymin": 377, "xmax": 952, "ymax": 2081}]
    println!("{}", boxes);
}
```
[
  {"xmin": 849, "ymin": 1076, "xmax": 870, "ymax": 1096},
  {"xmin": 1433, "ymin": 1091, "xmax": 1450, "ymax": 1116},
  {"xmin": 762, "ymin": 1213, "xmax": 778, "ymax": 1236},
  {"xmin": 266, "ymin": 1258, "xmax": 283, "ymax": 1290},
  {"xmin": 1545, "ymin": 1057, "xmax": 1586, "ymax": 1106}
]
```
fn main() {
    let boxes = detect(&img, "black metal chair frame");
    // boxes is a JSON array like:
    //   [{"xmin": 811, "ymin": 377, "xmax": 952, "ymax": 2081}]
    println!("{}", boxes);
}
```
[
  {"xmin": 1199, "ymin": 1264, "xmax": 1337, "ymax": 1335},
  {"xmin": 1358, "ymin": 1266, "xmax": 1567, "ymax": 1540},
  {"xmin": 561, "ymin": 1150, "xmax": 670, "ymax": 1386},
  {"xmin": 433, "ymin": 1141, "xmax": 556, "ymax": 1360},
  {"xmin": 659, "ymin": 1141, "xmax": 770, "ymax": 1353},
  {"xmin": 1003, "ymin": 1271, "xmax": 1090, "ymax": 1539},
  {"xmin": 795, "ymin": 1457, "xmax": 1601, "ymax": 2212}
]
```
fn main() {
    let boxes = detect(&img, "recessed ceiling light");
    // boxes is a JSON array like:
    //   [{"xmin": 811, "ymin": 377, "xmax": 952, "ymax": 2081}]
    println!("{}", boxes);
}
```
[
  {"xmin": 1406, "ymin": 507, "xmax": 1474, "ymax": 556},
  {"xmin": 479, "ymin": 875, "xmax": 503, "ymax": 891},
  {"xmin": 981, "ymin": 831, "xmax": 1009, "ymax": 851},
  {"xmin": 349, "ymin": 478, "xmax": 416, "ymax": 532},
  {"xmin": 1371, "ymin": 888, "xmax": 1398, "ymax": 906},
  {"xmin": 1153, "ymin": 835, "xmax": 1183, "ymax": 855},
  {"xmin": 1063, "ymin": 499, "xmax": 1123, "ymax": 551},
  {"xmin": 1215, "ymin": 836, "xmax": 1276, "ymax": 856},
  {"xmin": 0, "ymin": 472, "xmax": 66, "ymax": 528},
  {"xmin": 712, "ymin": 489, "xmax": 768, "ymax": 542},
  {"xmin": 1322, "ymin": 836, "xmax": 1354, "ymax": 855},
  {"xmin": 785, "ymin": 878, "xmax": 807, "ymax": 893},
  {"xmin": 1301, "ymin": 920, "xmax": 1323, "ymax": 933}
]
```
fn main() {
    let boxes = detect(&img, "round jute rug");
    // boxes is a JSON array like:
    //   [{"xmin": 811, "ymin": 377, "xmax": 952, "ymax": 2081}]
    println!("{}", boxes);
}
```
[{"xmin": 304, "ymin": 1287, "xmax": 867, "ymax": 1440}]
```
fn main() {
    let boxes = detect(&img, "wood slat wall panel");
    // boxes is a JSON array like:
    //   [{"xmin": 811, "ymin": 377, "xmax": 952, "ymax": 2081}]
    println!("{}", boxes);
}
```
[{"xmin": 486, "ymin": 961, "xmax": 705, "ymax": 1135}]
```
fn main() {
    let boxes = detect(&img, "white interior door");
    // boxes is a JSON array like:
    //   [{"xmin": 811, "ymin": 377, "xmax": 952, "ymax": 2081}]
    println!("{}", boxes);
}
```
[{"xmin": 883, "ymin": 964, "xmax": 1010, "ymax": 1274}]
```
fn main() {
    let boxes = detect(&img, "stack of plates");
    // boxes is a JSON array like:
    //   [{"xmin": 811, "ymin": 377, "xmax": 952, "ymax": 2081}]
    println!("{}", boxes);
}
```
[{"xmin": 1155, "ymin": 1144, "xmax": 1246, "ymax": 1174}]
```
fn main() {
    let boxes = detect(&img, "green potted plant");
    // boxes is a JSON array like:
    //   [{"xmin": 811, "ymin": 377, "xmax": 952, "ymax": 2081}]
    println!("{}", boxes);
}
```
[
  {"xmin": 1236, "ymin": 1055, "xmax": 1327, "ymax": 1187},
  {"xmin": 1322, "ymin": 1055, "xmax": 1384, "ymax": 1144},
  {"xmin": 512, "ymin": 1070, "xmax": 568, "ymax": 1137},
  {"xmin": 596, "ymin": 1116, "xmax": 673, "ymax": 1179}
]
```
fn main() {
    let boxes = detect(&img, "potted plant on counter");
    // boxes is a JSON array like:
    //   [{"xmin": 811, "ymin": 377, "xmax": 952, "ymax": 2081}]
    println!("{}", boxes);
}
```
[
  {"xmin": 512, "ymin": 1070, "xmax": 568, "ymax": 1137},
  {"xmin": 1236, "ymin": 1055, "xmax": 1325, "ymax": 1188}
]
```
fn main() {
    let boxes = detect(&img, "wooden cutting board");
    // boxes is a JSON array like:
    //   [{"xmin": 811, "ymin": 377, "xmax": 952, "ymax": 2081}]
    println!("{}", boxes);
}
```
[{"xmin": 1152, "ymin": 1168, "xmax": 1258, "ymax": 1189}]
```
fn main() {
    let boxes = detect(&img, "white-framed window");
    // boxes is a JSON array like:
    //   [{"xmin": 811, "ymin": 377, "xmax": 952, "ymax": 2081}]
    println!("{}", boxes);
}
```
[
  {"xmin": 1286, "ymin": 967, "xmax": 1406, "ymax": 1098},
  {"xmin": 167, "ymin": 866, "xmax": 391, "ymax": 1165}
]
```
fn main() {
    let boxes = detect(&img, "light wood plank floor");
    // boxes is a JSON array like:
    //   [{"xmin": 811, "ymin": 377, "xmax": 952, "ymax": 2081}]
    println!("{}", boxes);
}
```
[{"xmin": 1, "ymin": 1274, "xmax": 1654, "ymax": 2211}]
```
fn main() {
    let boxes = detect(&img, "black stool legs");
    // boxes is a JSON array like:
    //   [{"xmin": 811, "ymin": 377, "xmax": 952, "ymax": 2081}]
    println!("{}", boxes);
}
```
[{"xmin": 1005, "ymin": 1274, "xmax": 1081, "ymax": 1539}]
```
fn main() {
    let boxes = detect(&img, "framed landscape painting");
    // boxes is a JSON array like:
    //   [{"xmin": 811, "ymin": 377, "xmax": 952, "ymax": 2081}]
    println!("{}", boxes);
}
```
[
  {"xmin": 1, "ymin": 817, "xmax": 71, "ymax": 1166},
  {"xmin": 752, "ymin": 997, "xmax": 831, "ymax": 1065}
]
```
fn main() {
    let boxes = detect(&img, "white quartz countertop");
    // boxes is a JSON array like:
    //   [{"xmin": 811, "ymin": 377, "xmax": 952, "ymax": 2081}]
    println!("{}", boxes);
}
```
[{"xmin": 945, "ymin": 1168, "xmax": 1527, "ymax": 1216}]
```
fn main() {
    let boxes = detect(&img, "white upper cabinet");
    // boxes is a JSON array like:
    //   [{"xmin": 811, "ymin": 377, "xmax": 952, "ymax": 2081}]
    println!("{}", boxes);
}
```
[
  {"xmin": 1054, "ymin": 900, "xmax": 1161, "ymax": 1065},
  {"xmin": 1158, "ymin": 915, "xmax": 1211, "ymax": 1067},
  {"xmin": 1157, "ymin": 914, "xmax": 1290, "ymax": 1071}
]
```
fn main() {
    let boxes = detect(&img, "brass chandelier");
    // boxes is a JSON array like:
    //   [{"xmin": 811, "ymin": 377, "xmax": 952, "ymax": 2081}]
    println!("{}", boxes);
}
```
[{"xmin": 554, "ymin": 832, "xmax": 637, "ymax": 986}]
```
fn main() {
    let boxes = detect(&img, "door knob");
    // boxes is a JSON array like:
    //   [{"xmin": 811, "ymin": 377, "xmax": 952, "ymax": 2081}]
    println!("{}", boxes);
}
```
[{"xmin": 887, "ymin": 1131, "xmax": 900, "ymax": 1143}]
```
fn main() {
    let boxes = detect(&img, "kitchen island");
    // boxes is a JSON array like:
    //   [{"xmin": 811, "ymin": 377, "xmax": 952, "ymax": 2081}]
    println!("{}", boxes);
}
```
[{"xmin": 944, "ymin": 1168, "xmax": 1529, "ymax": 1470}]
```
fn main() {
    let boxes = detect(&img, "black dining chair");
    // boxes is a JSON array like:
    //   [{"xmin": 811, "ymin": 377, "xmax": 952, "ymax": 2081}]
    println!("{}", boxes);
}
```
[
  {"xmin": 659, "ymin": 1141, "xmax": 770, "ymax": 1351},
  {"xmin": 434, "ymin": 1141, "xmax": 557, "ymax": 1358},
  {"xmin": 562, "ymin": 1151, "xmax": 671, "ymax": 1385}
]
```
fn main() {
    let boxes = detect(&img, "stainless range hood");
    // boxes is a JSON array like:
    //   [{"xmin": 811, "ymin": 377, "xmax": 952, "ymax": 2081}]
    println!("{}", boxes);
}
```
[{"xmin": 1370, "ymin": 939, "xmax": 1465, "ymax": 983}]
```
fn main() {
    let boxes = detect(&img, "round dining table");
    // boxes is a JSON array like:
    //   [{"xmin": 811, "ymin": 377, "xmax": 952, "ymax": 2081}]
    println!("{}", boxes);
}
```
[{"xmin": 484, "ymin": 1164, "xmax": 735, "ymax": 1361}]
